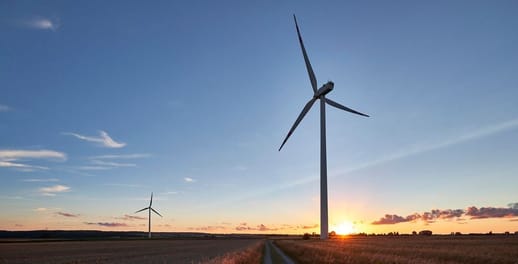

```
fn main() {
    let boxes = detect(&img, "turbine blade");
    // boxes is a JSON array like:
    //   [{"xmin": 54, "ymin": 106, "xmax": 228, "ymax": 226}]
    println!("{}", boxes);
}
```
[
  {"xmin": 135, "ymin": 207, "xmax": 148, "ymax": 214},
  {"xmin": 325, "ymin": 98, "xmax": 369, "ymax": 117},
  {"xmin": 150, "ymin": 192, "xmax": 153, "ymax": 207},
  {"xmin": 294, "ymin": 15, "xmax": 318, "ymax": 94},
  {"xmin": 279, "ymin": 97, "xmax": 317, "ymax": 151},
  {"xmin": 151, "ymin": 208, "xmax": 163, "ymax": 217}
]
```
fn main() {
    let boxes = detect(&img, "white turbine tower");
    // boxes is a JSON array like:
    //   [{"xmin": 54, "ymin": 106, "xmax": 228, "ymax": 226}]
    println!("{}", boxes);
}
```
[
  {"xmin": 279, "ymin": 15, "xmax": 369, "ymax": 240},
  {"xmin": 135, "ymin": 192, "xmax": 162, "ymax": 238}
]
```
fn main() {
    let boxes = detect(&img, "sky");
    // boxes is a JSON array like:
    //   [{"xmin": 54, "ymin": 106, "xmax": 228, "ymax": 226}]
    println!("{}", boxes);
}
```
[{"xmin": 1, "ymin": 0, "xmax": 518, "ymax": 235}]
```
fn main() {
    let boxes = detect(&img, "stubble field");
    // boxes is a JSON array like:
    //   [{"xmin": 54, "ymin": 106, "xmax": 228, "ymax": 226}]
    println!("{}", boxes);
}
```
[
  {"xmin": 2, "ymin": 236, "xmax": 518, "ymax": 263},
  {"xmin": 0, "ymin": 238, "xmax": 263, "ymax": 264},
  {"xmin": 275, "ymin": 235, "xmax": 518, "ymax": 264}
]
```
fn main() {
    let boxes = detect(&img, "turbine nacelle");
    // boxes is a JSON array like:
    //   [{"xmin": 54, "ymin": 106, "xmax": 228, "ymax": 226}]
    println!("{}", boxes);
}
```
[{"xmin": 314, "ymin": 81, "xmax": 334, "ymax": 98}]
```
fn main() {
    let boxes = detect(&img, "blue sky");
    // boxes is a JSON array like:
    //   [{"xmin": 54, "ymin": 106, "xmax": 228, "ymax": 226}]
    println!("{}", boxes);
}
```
[{"xmin": 1, "ymin": 0, "xmax": 518, "ymax": 233}]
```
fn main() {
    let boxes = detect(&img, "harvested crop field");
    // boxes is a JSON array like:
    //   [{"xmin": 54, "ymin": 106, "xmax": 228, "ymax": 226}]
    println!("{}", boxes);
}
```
[
  {"xmin": 275, "ymin": 236, "xmax": 518, "ymax": 264},
  {"xmin": 0, "ymin": 238, "xmax": 262, "ymax": 264}
]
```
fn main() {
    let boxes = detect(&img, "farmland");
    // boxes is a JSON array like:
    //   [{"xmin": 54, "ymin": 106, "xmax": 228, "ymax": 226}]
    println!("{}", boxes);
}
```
[
  {"xmin": 275, "ymin": 235, "xmax": 518, "ymax": 264},
  {"xmin": 2, "ymin": 235, "xmax": 518, "ymax": 263},
  {"xmin": 0, "ymin": 238, "xmax": 263, "ymax": 264}
]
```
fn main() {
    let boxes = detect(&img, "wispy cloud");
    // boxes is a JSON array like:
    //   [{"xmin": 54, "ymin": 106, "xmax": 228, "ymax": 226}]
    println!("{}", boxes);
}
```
[
  {"xmin": 39, "ymin": 185, "xmax": 70, "ymax": 196},
  {"xmin": 84, "ymin": 222, "xmax": 128, "ymax": 227},
  {"xmin": 0, "ymin": 104, "xmax": 11, "ymax": 112},
  {"xmin": 0, "ymin": 161, "xmax": 48, "ymax": 171},
  {"xmin": 0, "ymin": 195, "xmax": 25, "ymax": 200},
  {"xmin": 90, "ymin": 160, "xmax": 136, "ymax": 167},
  {"xmin": 0, "ymin": 149, "xmax": 66, "ymax": 160},
  {"xmin": 0, "ymin": 149, "xmax": 66, "ymax": 171},
  {"xmin": 90, "ymin": 154, "xmax": 150, "ymax": 159},
  {"xmin": 184, "ymin": 177, "xmax": 196, "ymax": 183},
  {"xmin": 103, "ymin": 183, "xmax": 143, "ymax": 188},
  {"xmin": 301, "ymin": 224, "xmax": 319, "ymax": 229},
  {"xmin": 343, "ymin": 118, "xmax": 518, "ymax": 175},
  {"xmin": 23, "ymin": 178, "xmax": 59, "ymax": 182},
  {"xmin": 23, "ymin": 17, "xmax": 59, "ymax": 31},
  {"xmin": 62, "ymin": 131, "xmax": 126, "ymax": 148},
  {"xmin": 56, "ymin": 211, "xmax": 79, "ymax": 218},
  {"xmin": 188, "ymin": 225, "xmax": 227, "ymax": 232},
  {"xmin": 75, "ymin": 154, "xmax": 147, "ymax": 171},
  {"xmin": 115, "ymin": 215, "xmax": 146, "ymax": 221},
  {"xmin": 238, "ymin": 118, "xmax": 518, "ymax": 201},
  {"xmin": 372, "ymin": 203, "xmax": 518, "ymax": 225},
  {"xmin": 258, "ymin": 224, "xmax": 278, "ymax": 231},
  {"xmin": 76, "ymin": 166, "xmax": 113, "ymax": 171},
  {"xmin": 234, "ymin": 223, "xmax": 278, "ymax": 232},
  {"xmin": 34, "ymin": 207, "xmax": 60, "ymax": 212},
  {"xmin": 76, "ymin": 161, "xmax": 137, "ymax": 171}
]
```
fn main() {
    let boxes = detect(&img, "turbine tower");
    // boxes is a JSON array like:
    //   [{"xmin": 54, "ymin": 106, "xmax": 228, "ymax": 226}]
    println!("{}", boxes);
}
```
[
  {"xmin": 279, "ymin": 15, "xmax": 369, "ymax": 240},
  {"xmin": 135, "ymin": 192, "xmax": 162, "ymax": 238}
]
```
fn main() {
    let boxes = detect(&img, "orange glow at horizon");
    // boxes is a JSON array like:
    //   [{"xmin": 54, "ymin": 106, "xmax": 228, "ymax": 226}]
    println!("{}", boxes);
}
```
[{"xmin": 334, "ymin": 221, "xmax": 357, "ymax": 235}]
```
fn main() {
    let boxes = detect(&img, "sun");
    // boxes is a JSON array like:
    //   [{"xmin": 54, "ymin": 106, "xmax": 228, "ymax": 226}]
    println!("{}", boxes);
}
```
[{"xmin": 335, "ymin": 221, "xmax": 356, "ymax": 235}]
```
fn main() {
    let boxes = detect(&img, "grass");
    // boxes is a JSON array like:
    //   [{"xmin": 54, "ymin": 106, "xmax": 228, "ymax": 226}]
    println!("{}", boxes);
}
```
[
  {"xmin": 203, "ymin": 240, "xmax": 264, "ymax": 264},
  {"xmin": 275, "ymin": 235, "xmax": 518, "ymax": 264}
]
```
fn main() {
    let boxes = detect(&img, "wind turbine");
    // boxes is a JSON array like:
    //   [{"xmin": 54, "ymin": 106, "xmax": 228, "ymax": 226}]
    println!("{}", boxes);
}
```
[
  {"xmin": 279, "ymin": 15, "xmax": 369, "ymax": 240},
  {"xmin": 135, "ymin": 192, "xmax": 162, "ymax": 238}
]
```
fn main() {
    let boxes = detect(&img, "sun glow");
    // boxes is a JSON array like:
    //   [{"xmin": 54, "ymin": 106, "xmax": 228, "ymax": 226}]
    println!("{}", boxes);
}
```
[{"xmin": 335, "ymin": 221, "xmax": 356, "ymax": 235}]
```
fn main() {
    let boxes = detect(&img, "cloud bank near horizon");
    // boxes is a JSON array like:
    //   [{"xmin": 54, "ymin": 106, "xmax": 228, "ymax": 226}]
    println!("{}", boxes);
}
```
[
  {"xmin": 372, "ymin": 203, "xmax": 518, "ymax": 225},
  {"xmin": 84, "ymin": 222, "xmax": 127, "ymax": 227}
]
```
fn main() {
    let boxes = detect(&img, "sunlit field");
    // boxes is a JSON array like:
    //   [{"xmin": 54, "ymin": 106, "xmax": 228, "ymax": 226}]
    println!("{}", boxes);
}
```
[
  {"xmin": 275, "ymin": 235, "xmax": 518, "ymax": 264},
  {"xmin": 0, "ymin": 239, "xmax": 263, "ymax": 264}
]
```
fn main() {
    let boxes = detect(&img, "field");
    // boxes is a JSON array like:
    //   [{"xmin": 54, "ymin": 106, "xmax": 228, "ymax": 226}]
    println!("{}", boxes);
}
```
[
  {"xmin": 275, "ymin": 235, "xmax": 518, "ymax": 264},
  {"xmin": 0, "ymin": 238, "xmax": 263, "ymax": 264},
  {"xmin": 2, "ymin": 236, "xmax": 518, "ymax": 264}
]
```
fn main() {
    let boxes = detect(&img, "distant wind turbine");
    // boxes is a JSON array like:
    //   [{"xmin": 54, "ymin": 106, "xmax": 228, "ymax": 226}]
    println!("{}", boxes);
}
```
[
  {"xmin": 279, "ymin": 15, "xmax": 369, "ymax": 240},
  {"xmin": 135, "ymin": 192, "xmax": 162, "ymax": 238}
]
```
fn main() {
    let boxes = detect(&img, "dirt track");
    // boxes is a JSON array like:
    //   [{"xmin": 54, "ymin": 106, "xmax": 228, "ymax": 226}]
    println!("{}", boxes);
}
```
[{"xmin": 0, "ymin": 239, "xmax": 261, "ymax": 264}]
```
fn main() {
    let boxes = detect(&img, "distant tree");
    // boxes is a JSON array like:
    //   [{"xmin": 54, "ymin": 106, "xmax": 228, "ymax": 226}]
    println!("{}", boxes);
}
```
[
  {"xmin": 412, "ymin": 231, "xmax": 417, "ymax": 235},
  {"xmin": 488, "ymin": 231, "xmax": 493, "ymax": 235},
  {"xmin": 455, "ymin": 232, "xmax": 462, "ymax": 236},
  {"xmin": 329, "ymin": 231, "xmax": 336, "ymax": 237},
  {"xmin": 302, "ymin": 233, "xmax": 310, "ymax": 240},
  {"xmin": 504, "ymin": 231, "xmax": 510, "ymax": 236},
  {"xmin": 419, "ymin": 230, "xmax": 432, "ymax": 236}
]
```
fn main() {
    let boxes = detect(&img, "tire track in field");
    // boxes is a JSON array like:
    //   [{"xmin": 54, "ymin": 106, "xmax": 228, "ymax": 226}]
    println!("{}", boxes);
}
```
[{"xmin": 263, "ymin": 240, "xmax": 296, "ymax": 264}]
